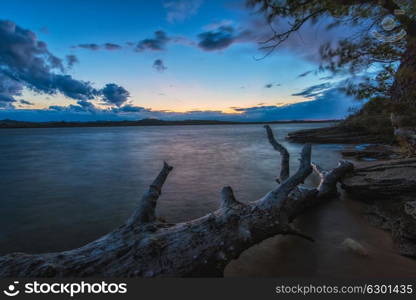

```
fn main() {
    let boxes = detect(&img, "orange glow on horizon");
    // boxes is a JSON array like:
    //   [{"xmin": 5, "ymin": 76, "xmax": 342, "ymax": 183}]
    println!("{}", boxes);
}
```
[{"xmin": 19, "ymin": 87, "xmax": 313, "ymax": 113}]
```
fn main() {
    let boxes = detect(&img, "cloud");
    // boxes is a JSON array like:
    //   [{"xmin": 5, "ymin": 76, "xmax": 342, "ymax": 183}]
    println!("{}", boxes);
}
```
[
  {"xmin": 70, "ymin": 17, "xmax": 339, "ymax": 57},
  {"xmin": 203, "ymin": 20, "xmax": 234, "ymax": 31},
  {"xmin": 100, "ymin": 83, "xmax": 130, "ymax": 107},
  {"xmin": 164, "ymin": 0, "xmax": 203, "ymax": 23},
  {"xmin": 0, "ymin": 20, "xmax": 101, "ymax": 104},
  {"xmin": 0, "ymin": 20, "xmax": 132, "ymax": 110},
  {"xmin": 0, "ymin": 20, "xmax": 62, "ymax": 72},
  {"xmin": 19, "ymin": 99, "xmax": 34, "ymax": 105},
  {"xmin": 69, "ymin": 14, "xmax": 349, "ymax": 60},
  {"xmin": 76, "ymin": 99, "xmax": 95, "ymax": 109},
  {"xmin": 114, "ymin": 105, "xmax": 144, "ymax": 113},
  {"xmin": 1, "ymin": 87, "xmax": 361, "ymax": 122},
  {"xmin": 66, "ymin": 55, "xmax": 79, "ymax": 68},
  {"xmin": 77, "ymin": 43, "xmax": 100, "ymax": 51},
  {"xmin": 136, "ymin": 31, "xmax": 170, "ymax": 52},
  {"xmin": 0, "ymin": 74, "xmax": 22, "ymax": 108},
  {"xmin": 104, "ymin": 43, "xmax": 122, "ymax": 50},
  {"xmin": 50, "ymin": 75, "xmax": 97, "ymax": 100},
  {"xmin": 230, "ymin": 89, "xmax": 360, "ymax": 121},
  {"xmin": 196, "ymin": 24, "xmax": 254, "ymax": 51},
  {"xmin": 297, "ymin": 70, "xmax": 313, "ymax": 78},
  {"xmin": 153, "ymin": 59, "xmax": 167, "ymax": 72},
  {"xmin": 74, "ymin": 43, "xmax": 122, "ymax": 51},
  {"xmin": 292, "ymin": 83, "xmax": 333, "ymax": 98},
  {"xmin": 264, "ymin": 82, "xmax": 282, "ymax": 88},
  {"xmin": 197, "ymin": 25, "xmax": 236, "ymax": 51}
]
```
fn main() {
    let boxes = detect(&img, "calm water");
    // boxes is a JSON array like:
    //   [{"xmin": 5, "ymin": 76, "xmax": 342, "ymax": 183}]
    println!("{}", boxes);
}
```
[{"xmin": 1, "ymin": 123, "xmax": 415, "ymax": 277}]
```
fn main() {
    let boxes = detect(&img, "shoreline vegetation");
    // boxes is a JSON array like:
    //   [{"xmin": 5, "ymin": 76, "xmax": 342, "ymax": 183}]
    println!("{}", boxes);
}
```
[
  {"xmin": 0, "ymin": 118, "xmax": 339, "ymax": 129},
  {"xmin": 288, "ymin": 97, "xmax": 395, "ymax": 145}
]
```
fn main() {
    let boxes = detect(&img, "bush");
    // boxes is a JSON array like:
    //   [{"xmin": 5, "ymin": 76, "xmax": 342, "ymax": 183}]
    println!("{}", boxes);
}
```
[{"xmin": 341, "ymin": 97, "xmax": 394, "ymax": 141}]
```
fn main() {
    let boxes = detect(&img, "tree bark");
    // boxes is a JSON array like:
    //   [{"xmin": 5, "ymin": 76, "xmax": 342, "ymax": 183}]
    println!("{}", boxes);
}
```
[
  {"xmin": 0, "ymin": 126, "xmax": 353, "ymax": 278},
  {"xmin": 390, "ymin": 36, "xmax": 416, "ymax": 155}
]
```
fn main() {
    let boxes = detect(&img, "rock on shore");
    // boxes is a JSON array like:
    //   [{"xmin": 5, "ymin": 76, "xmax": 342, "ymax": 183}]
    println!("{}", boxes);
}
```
[
  {"xmin": 341, "ymin": 144, "xmax": 399, "ymax": 161},
  {"xmin": 341, "ymin": 158, "xmax": 416, "ymax": 257}
]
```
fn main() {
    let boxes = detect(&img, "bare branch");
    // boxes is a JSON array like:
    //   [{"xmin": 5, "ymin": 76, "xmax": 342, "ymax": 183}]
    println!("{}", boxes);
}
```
[
  {"xmin": 264, "ymin": 125, "xmax": 290, "ymax": 181},
  {"xmin": 311, "ymin": 162, "xmax": 327, "ymax": 179},
  {"xmin": 286, "ymin": 160, "xmax": 353, "ymax": 221},
  {"xmin": 315, "ymin": 160, "xmax": 354, "ymax": 198},
  {"xmin": 260, "ymin": 143, "xmax": 312, "ymax": 209},
  {"xmin": 220, "ymin": 186, "xmax": 242, "ymax": 209},
  {"xmin": 127, "ymin": 161, "xmax": 173, "ymax": 226}
]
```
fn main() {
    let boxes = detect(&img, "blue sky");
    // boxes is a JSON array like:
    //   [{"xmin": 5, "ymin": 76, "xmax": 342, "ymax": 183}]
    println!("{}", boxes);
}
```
[{"xmin": 0, "ymin": 0, "xmax": 359, "ymax": 121}]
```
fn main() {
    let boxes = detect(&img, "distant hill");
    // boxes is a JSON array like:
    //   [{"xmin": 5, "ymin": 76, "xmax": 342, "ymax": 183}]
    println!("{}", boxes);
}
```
[{"xmin": 0, "ymin": 118, "xmax": 340, "ymax": 129}]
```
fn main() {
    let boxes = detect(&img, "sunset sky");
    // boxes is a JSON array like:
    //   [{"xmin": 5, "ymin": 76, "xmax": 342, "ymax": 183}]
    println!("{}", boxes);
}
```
[{"xmin": 0, "ymin": 0, "xmax": 360, "ymax": 121}]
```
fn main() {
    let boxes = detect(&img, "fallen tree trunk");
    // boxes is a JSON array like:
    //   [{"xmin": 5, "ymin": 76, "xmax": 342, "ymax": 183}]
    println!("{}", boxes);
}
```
[{"xmin": 0, "ymin": 126, "xmax": 353, "ymax": 277}]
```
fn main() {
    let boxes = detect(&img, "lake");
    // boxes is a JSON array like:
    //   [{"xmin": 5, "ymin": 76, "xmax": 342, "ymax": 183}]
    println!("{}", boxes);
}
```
[{"xmin": 1, "ymin": 123, "xmax": 416, "ymax": 277}]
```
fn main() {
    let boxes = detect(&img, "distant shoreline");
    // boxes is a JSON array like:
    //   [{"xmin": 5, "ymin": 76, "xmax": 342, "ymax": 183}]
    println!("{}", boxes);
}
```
[{"xmin": 0, "ymin": 119, "xmax": 340, "ymax": 129}]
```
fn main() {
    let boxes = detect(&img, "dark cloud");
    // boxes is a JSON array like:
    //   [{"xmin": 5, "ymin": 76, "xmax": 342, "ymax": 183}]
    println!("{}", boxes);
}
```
[
  {"xmin": 153, "ymin": 59, "xmax": 167, "ymax": 72},
  {"xmin": 66, "ymin": 55, "xmax": 79, "ymax": 68},
  {"xmin": 197, "ymin": 25, "xmax": 236, "ymax": 51},
  {"xmin": 74, "ymin": 43, "xmax": 122, "ymax": 51},
  {"xmin": 292, "ymin": 83, "xmax": 333, "ymax": 98},
  {"xmin": 104, "ymin": 43, "xmax": 122, "ymax": 50},
  {"xmin": 115, "ymin": 105, "xmax": 144, "ymax": 113},
  {"xmin": 49, "ymin": 99, "xmax": 98, "ymax": 113},
  {"xmin": 264, "ymin": 83, "xmax": 281, "ymax": 88},
  {"xmin": 229, "ymin": 89, "xmax": 360, "ymax": 121},
  {"xmin": 77, "ymin": 43, "xmax": 100, "ymax": 51},
  {"xmin": 196, "ymin": 24, "xmax": 254, "ymax": 51},
  {"xmin": 0, "ymin": 95, "xmax": 15, "ymax": 108},
  {"xmin": 0, "ymin": 20, "xmax": 63, "ymax": 71},
  {"xmin": 0, "ymin": 74, "xmax": 22, "ymax": 108},
  {"xmin": 136, "ymin": 31, "xmax": 170, "ymax": 52},
  {"xmin": 0, "ymin": 20, "xmax": 133, "ymax": 109},
  {"xmin": 19, "ymin": 99, "xmax": 34, "ymax": 105},
  {"xmin": 48, "ymin": 105, "xmax": 66, "ymax": 111},
  {"xmin": 50, "ymin": 75, "xmax": 97, "ymax": 100},
  {"xmin": 297, "ymin": 70, "xmax": 313, "ymax": 78},
  {"xmin": 164, "ymin": 0, "xmax": 203, "ymax": 23},
  {"xmin": 100, "ymin": 83, "xmax": 130, "ymax": 107},
  {"xmin": 48, "ymin": 102, "xmax": 145, "ymax": 114},
  {"xmin": 76, "ymin": 100, "xmax": 95, "ymax": 109},
  {"xmin": 0, "ymin": 20, "xmax": 99, "ymax": 104}
]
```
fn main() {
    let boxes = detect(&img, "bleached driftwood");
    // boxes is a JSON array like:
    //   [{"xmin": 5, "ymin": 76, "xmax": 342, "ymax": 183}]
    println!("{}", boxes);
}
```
[{"xmin": 0, "ymin": 126, "xmax": 353, "ymax": 277}]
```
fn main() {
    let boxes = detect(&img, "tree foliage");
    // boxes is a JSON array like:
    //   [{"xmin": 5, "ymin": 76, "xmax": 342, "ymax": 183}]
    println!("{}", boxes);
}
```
[{"xmin": 247, "ymin": 0, "xmax": 415, "ymax": 100}]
